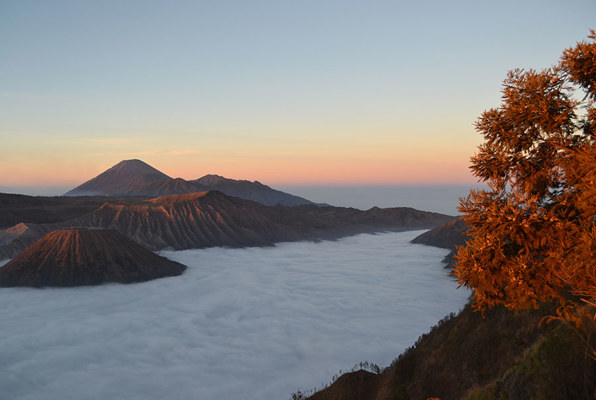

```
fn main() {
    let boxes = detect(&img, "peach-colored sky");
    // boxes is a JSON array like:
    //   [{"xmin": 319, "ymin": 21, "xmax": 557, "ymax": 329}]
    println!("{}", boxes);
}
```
[
  {"xmin": 1, "ymin": 1, "xmax": 594, "ymax": 189},
  {"xmin": 2, "ymin": 121, "xmax": 478, "ymax": 186}
]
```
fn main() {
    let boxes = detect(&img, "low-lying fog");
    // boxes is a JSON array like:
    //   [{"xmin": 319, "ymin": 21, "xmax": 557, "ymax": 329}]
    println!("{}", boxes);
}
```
[{"xmin": 0, "ymin": 230, "xmax": 469, "ymax": 400}]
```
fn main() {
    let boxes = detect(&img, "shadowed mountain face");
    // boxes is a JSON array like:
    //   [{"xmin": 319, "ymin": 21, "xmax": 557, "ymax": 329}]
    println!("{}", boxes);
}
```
[
  {"xmin": 130, "ymin": 178, "xmax": 205, "ymax": 197},
  {"xmin": 411, "ymin": 217, "xmax": 470, "ymax": 268},
  {"xmin": 64, "ymin": 159, "xmax": 314, "ymax": 206},
  {"xmin": 411, "ymin": 217, "xmax": 469, "ymax": 249},
  {"xmin": 0, "ymin": 191, "xmax": 456, "ymax": 260},
  {"xmin": 0, "ymin": 228, "xmax": 186, "ymax": 287},
  {"xmin": 0, "ymin": 193, "xmax": 148, "ymax": 229},
  {"xmin": 191, "ymin": 174, "xmax": 313, "ymax": 206}
]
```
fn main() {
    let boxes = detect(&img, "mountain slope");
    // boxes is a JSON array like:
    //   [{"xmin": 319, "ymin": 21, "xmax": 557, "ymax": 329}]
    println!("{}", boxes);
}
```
[
  {"xmin": 0, "ymin": 193, "xmax": 137, "ymax": 228},
  {"xmin": 0, "ymin": 228, "xmax": 186, "ymax": 287},
  {"xmin": 411, "ymin": 217, "xmax": 470, "ymax": 267},
  {"xmin": 68, "ymin": 191, "xmax": 303, "ymax": 250},
  {"xmin": 411, "ymin": 217, "xmax": 469, "ymax": 249},
  {"xmin": 192, "ymin": 174, "xmax": 314, "ymax": 206},
  {"xmin": 119, "ymin": 177, "xmax": 204, "ymax": 197},
  {"xmin": 0, "ymin": 191, "xmax": 455, "ymax": 259},
  {"xmin": 65, "ymin": 159, "xmax": 172, "ymax": 196},
  {"xmin": 298, "ymin": 218, "xmax": 595, "ymax": 399},
  {"xmin": 306, "ymin": 303, "xmax": 595, "ymax": 400}
]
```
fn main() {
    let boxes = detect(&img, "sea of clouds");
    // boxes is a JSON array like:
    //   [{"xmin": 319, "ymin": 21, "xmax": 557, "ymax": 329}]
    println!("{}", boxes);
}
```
[{"xmin": 0, "ymin": 230, "xmax": 469, "ymax": 400}]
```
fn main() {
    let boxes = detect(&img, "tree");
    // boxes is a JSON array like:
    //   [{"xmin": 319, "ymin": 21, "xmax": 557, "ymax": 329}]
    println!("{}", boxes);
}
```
[{"xmin": 454, "ymin": 31, "xmax": 596, "ymax": 353}]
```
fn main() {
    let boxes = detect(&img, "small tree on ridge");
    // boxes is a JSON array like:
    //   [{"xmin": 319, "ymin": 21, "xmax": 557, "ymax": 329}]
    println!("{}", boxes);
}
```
[{"xmin": 454, "ymin": 31, "xmax": 596, "ymax": 355}]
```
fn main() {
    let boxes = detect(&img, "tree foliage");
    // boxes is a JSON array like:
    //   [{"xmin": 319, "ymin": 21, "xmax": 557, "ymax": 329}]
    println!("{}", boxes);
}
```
[{"xmin": 454, "ymin": 31, "xmax": 596, "ymax": 342}]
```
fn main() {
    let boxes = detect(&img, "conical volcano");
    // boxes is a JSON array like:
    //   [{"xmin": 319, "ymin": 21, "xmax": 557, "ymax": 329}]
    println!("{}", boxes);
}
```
[
  {"xmin": 65, "ymin": 159, "xmax": 172, "ymax": 196},
  {"xmin": 0, "ymin": 228, "xmax": 186, "ymax": 287}
]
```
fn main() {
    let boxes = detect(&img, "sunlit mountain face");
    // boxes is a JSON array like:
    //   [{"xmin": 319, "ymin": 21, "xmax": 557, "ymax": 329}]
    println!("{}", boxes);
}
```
[{"xmin": 0, "ymin": 228, "xmax": 186, "ymax": 287}]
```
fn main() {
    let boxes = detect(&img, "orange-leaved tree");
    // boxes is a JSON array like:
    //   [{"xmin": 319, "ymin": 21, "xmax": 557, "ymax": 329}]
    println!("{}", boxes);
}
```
[{"xmin": 454, "ymin": 31, "xmax": 596, "ymax": 354}]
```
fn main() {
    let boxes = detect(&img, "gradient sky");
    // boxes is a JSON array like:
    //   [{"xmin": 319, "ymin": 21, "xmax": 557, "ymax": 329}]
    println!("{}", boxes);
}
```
[{"xmin": 1, "ymin": 0, "xmax": 595, "ymax": 188}]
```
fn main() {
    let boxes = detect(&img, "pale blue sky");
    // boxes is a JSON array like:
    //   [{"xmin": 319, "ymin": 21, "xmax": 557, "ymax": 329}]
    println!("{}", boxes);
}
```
[{"xmin": 1, "ymin": 0, "xmax": 594, "ymax": 186}]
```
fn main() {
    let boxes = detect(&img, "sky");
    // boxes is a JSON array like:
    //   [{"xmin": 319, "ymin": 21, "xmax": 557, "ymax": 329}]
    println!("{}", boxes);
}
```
[
  {"xmin": 1, "ymin": 0, "xmax": 595, "ymax": 188},
  {"xmin": 0, "ymin": 230, "xmax": 470, "ymax": 400}
]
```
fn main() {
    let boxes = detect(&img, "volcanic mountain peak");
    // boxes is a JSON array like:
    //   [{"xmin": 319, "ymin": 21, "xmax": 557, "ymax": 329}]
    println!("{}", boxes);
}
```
[
  {"xmin": 63, "ymin": 159, "xmax": 313, "ymax": 206},
  {"xmin": 87, "ymin": 159, "xmax": 171, "ymax": 183},
  {"xmin": 0, "ymin": 228, "xmax": 186, "ymax": 287},
  {"xmin": 65, "ymin": 159, "xmax": 172, "ymax": 196}
]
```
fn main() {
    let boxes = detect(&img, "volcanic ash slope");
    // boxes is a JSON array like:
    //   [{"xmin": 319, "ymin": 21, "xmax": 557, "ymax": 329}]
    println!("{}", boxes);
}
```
[{"xmin": 0, "ymin": 228, "xmax": 186, "ymax": 287}]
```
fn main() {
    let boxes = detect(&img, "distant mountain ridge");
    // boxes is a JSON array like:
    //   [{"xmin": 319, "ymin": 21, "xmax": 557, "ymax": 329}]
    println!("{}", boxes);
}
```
[
  {"xmin": 65, "ymin": 159, "xmax": 314, "ymax": 206},
  {"xmin": 411, "ymin": 217, "xmax": 469, "ymax": 250},
  {"xmin": 411, "ymin": 217, "xmax": 470, "ymax": 267},
  {"xmin": 0, "ymin": 191, "xmax": 455, "ymax": 260}
]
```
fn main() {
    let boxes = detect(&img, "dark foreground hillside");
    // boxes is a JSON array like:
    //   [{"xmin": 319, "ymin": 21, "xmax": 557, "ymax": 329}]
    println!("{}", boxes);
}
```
[{"xmin": 305, "ymin": 303, "xmax": 596, "ymax": 400}]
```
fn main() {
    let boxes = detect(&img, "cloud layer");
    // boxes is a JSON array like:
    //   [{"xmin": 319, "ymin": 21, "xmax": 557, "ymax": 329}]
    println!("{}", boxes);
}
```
[{"xmin": 0, "ymin": 231, "xmax": 469, "ymax": 400}]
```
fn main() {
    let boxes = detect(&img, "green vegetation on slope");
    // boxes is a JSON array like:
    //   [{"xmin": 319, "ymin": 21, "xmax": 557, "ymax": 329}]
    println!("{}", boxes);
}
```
[{"xmin": 305, "ymin": 303, "xmax": 595, "ymax": 400}]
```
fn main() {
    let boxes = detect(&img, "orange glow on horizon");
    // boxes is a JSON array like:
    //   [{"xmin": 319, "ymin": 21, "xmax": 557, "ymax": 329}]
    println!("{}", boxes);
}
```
[
  {"xmin": 1, "ymin": 109, "xmax": 482, "ymax": 189},
  {"xmin": 1, "ymin": 157, "xmax": 475, "ymax": 188}
]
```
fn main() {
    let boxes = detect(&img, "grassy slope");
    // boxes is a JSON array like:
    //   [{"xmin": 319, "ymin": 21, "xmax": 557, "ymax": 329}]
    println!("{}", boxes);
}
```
[{"xmin": 308, "ymin": 303, "xmax": 596, "ymax": 400}]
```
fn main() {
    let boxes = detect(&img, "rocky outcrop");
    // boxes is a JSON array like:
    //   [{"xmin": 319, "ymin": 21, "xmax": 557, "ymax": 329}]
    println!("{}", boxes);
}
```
[{"xmin": 0, "ymin": 228, "xmax": 186, "ymax": 287}]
